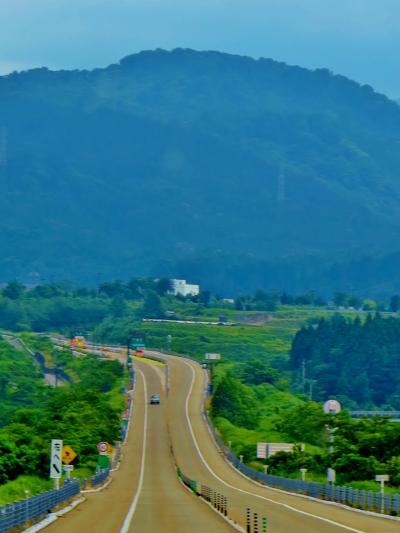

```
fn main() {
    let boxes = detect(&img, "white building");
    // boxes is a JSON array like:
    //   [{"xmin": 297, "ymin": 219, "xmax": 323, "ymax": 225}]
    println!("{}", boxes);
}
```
[{"xmin": 170, "ymin": 279, "xmax": 200, "ymax": 297}]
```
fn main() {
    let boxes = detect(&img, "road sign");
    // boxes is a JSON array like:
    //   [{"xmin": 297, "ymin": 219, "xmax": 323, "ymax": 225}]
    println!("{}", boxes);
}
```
[
  {"xmin": 97, "ymin": 454, "xmax": 110, "ymax": 469},
  {"xmin": 327, "ymin": 468, "xmax": 336, "ymax": 483},
  {"xmin": 98, "ymin": 441, "xmax": 111, "ymax": 454},
  {"xmin": 50, "ymin": 439, "xmax": 63, "ymax": 479},
  {"xmin": 323, "ymin": 400, "xmax": 341, "ymax": 415},
  {"xmin": 257, "ymin": 443, "xmax": 267, "ymax": 459},
  {"xmin": 62, "ymin": 445, "xmax": 77, "ymax": 465},
  {"xmin": 131, "ymin": 331, "xmax": 145, "ymax": 349},
  {"xmin": 375, "ymin": 474, "xmax": 389, "ymax": 482},
  {"xmin": 205, "ymin": 353, "xmax": 221, "ymax": 360}
]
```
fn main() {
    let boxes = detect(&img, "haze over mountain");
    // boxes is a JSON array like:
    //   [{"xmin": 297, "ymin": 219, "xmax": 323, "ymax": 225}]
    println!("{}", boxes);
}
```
[{"xmin": 1, "ymin": 48, "xmax": 400, "ymax": 295}]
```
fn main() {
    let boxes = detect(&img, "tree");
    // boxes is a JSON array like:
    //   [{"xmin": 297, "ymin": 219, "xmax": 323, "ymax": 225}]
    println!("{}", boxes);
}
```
[
  {"xmin": 2, "ymin": 281, "xmax": 25, "ymax": 300},
  {"xmin": 211, "ymin": 375, "xmax": 259, "ymax": 429},
  {"xmin": 390, "ymin": 294, "xmax": 400, "ymax": 312},
  {"xmin": 252, "ymin": 289, "xmax": 279, "ymax": 311},
  {"xmin": 198, "ymin": 290, "xmax": 211, "ymax": 307},
  {"xmin": 110, "ymin": 296, "xmax": 127, "ymax": 318},
  {"xmin": 241, "ymin": 359, "xmax": 278, "ymax": 386},
  {"xmin": 155, "ymin": 278, "xmax": 172, "ymax": 296},
  {"xmin": 363, "ymin": 299, "xmax": 377, "ymax": 311},
  {"xmin": 138, "ymin": 291, "xmax": 165, "ymax": 319},
  {"xmin": 333, "ymin": 292, "xmax": 348, "ymax": 307}
]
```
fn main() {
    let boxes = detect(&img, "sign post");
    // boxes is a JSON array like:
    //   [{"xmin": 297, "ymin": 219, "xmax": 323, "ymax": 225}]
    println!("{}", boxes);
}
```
[
  {"xmin": 167, "ymin": 334, "xmax": 172, "ymax": 354},
  {"xmin": 375, "ymin": 474, "xmax": 389, "ymax": 512},
  {"xmin": 50, "ymin": 439, "xmax": 63, "ymax": 490},
  {"xmin": 63, "ymin": 465, "xmax": 74, "ymax": 479},
  {"xmin": 323, "ymin": 400, "xmax": 341, "ymax": 483},
  {"xmin": 327, "ymin": 467, "xmax": 336, "ymax": 485},
  {"xmin": 205, "ymin": 353, "xmax": 221, "ymax": 382}
]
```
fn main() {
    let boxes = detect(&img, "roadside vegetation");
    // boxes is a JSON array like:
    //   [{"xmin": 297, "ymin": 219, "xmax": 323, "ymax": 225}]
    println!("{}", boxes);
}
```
[
  {"xmin": 0, "ymin": 334, "xmax": 126, "ymax": 503},
  {"xmin": 1, "ymin": 278, "xmax": 400, "ymax": 494}
]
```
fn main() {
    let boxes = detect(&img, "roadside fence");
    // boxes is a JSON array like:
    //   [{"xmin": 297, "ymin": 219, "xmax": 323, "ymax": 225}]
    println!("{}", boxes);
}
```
[
  {"xmin": 0, "ymin": 467, "xmax": 112, "ymax": 532},
  {"xmin": 204, "ymin": 411, "xmax": 400, "ymax": 517},
  {"xmin": 0, "ymin": 479, "xmax": 80, "ymax": 533}
]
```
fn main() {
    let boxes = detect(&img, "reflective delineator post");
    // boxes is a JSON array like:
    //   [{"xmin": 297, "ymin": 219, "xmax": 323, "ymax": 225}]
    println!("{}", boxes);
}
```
[
  {"xmin": 262, "ymin": 516, "xmax": 267, "ymax": 532},
  {"xmin": 253, "ymin": 512, "xmax": 259, "ymax": 533},
  {"xmin": 246, "ymin": 508, "xmax": 251, "ymax": 533}
]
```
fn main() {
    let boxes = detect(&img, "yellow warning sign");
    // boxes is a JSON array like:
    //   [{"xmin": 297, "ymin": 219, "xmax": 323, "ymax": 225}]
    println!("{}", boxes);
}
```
[{"xmin": 62, "ymin": 445, "xmax": 77, "ymax": 465}]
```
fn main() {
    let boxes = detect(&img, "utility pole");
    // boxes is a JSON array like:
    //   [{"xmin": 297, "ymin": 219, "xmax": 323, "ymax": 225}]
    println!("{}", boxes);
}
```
[
  {"xmin": 54, "ymin": 348, "xmax": 58, "ymax": 388},
  {"xmin": 309, "ymin": 379, "xmax": 317, "ymax": 401},
  {"xmin": 301, "ymin": 359, "xmax": 306, "ymax": 393}
]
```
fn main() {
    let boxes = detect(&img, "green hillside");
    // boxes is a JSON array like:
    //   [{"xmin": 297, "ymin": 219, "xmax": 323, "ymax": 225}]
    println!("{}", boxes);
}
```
[{"xmin": 2, "ymin": 48, "xmax": 400, "ymax": 294}]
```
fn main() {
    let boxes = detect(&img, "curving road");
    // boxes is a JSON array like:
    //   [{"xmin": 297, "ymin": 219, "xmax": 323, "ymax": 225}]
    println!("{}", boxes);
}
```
[{"xmin": 45, "ymin": 349, "xmax": 400, "ymax": 532}]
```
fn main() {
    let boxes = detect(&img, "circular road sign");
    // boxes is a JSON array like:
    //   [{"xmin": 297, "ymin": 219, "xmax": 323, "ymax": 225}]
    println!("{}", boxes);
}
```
[
  {"xmin": 98, "ymin": 441, "xmax": 111, "ymax": 454},
  {"xmin": 323, "ymin": 399, "xmax": 341, "ymax": 415}
]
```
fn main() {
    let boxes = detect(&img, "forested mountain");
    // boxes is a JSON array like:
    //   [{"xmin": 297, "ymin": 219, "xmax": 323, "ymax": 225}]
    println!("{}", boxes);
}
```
[{"xmin": 2, "ymin": 48, "xmax": 400, "ymax": 294}]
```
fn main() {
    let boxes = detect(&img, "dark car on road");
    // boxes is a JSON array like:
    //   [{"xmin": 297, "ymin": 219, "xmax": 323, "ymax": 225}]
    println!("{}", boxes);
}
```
[{"xmin": 150, "ymin": 393, "xmax": 160, "ymax": 404}]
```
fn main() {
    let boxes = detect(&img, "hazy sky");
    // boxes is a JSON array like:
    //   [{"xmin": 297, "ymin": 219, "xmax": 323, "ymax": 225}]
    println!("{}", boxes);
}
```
[{"xmin": 1, "ymin": 0, "xmax": 399, "ymax": 97}]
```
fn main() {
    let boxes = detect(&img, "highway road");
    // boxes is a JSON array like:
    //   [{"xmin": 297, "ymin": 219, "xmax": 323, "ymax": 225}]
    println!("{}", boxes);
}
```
[
  {"xmin": 45, "ymin": 357, "xmax": 233, "ymax": 533},
  {"xmin": 45, "ymin": 349, "xmax": 400, "ymax": 532}
]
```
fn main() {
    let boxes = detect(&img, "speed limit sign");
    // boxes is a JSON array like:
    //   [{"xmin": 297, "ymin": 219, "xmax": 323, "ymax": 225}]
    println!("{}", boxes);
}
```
[{"xmin": 98, "ymin": 441, "xmax": 111, "ymax": 454}]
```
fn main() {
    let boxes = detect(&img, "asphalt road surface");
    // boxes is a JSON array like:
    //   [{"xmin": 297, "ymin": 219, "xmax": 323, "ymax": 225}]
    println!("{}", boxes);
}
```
[{"xmin": 45, "ymin": 349, "xmax": 400, "ymax": 532}]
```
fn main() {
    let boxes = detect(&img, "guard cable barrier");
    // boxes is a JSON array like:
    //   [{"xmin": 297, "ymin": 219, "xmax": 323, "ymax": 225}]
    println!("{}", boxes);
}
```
[
  {"xmin": 0, "ymin": 469, "xmax": 111, "ymax": 532},
  {"xmin": 204, "ymin": 411, "xmax": 400, "ymax": 517}
]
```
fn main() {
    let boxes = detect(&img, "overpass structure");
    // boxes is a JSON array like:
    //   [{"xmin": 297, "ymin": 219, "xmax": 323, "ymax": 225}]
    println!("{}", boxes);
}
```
[
  {"xmin": 350, "ymin": 411, "xmax": 400, "ymax": 422},
  {"xmin": 44, "ymin": 348, "xmax": 400, "ymax": 533}
]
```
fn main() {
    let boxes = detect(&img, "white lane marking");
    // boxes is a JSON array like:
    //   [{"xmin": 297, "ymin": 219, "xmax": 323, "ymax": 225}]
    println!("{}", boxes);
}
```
[
  {"xmin": 120, "ymin": 369, "xmax": 148, "ymax": 533},
  {"xmin": 181, "ymin": 359, "xmax": 365, "ymax": 533},
  {"xmin": 146, "ymin": 360, "xmax": 166, "ymax": 391}
]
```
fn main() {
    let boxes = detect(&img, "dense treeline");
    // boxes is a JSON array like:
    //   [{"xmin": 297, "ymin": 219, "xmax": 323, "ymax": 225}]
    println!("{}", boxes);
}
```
[
  {"xmin": 211, "ymin": 369, "xmax": 400, "ymax": 485},
  {"xmin": 0, "ymin": 279, "xmax": 172, "ymax": 332},
  {"xmin": 0, "ymin": 338, "xmax": 125, "ymax": 484},
  {"xmin": 291, "ymin": 314, "xmax": 400, "ymax": 407},
  {"xmin": 1, "ymin": 279, "xmax": 397, "ymax": 335}
]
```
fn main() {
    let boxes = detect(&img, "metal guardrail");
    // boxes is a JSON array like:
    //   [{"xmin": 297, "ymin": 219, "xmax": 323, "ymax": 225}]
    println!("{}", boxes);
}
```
[
  {"xmin": 0, "ymin": 479, "xmax": 80, "ymax": 532},
  {"xmin": 0, "ymin": 470, "xmax": 111, "ymax": 532},
  {"xmin": 204, "ymin": 412, "xmax": 400, "ymax": 517}
]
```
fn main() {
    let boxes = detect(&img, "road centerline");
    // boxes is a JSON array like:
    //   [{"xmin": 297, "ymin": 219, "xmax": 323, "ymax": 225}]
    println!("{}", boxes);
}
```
[{"xmin": 120, "ymin": 368, "xmax": 148, "ymax": 533}]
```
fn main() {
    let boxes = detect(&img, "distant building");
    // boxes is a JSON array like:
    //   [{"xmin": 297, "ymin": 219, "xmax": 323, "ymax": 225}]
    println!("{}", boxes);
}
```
[{"xmin": 170, "ymin": 279, "xmax": 200, "ymax": 297}]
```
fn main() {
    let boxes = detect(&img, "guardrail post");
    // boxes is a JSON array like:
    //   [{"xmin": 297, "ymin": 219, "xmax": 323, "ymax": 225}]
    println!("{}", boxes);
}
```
[
  {"xmin": 253, "ymin": 512, "xmax": 259, "ymax": 533},
  {"xmin": 246, "ymin": 507, "xmax": 251, "ymax": 533},
  {"xmin": 393, "ymin": 493, "xmax": 399, "ymax": 515}
]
